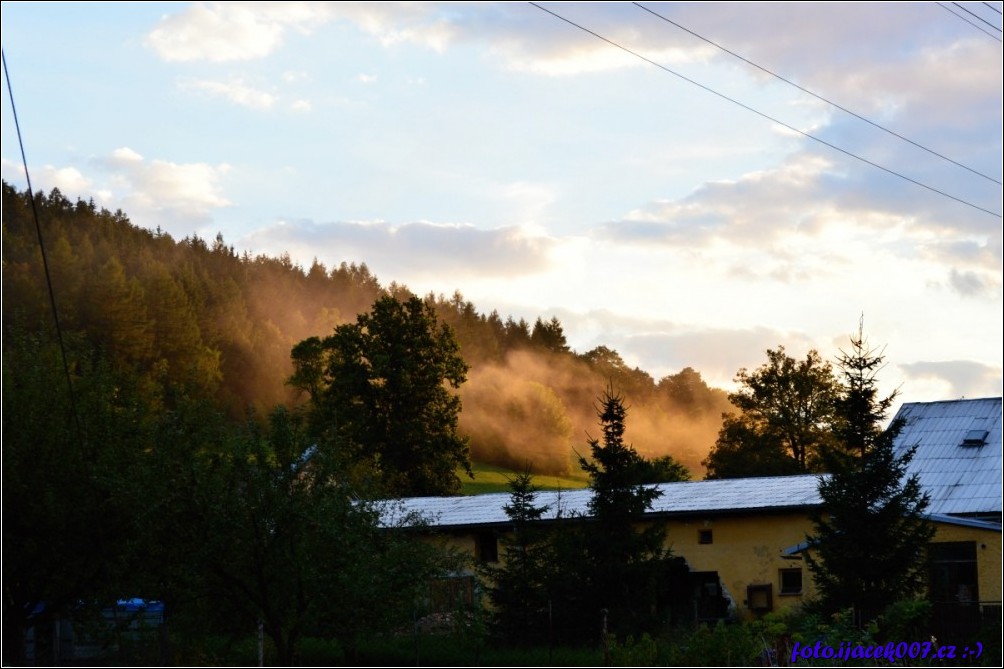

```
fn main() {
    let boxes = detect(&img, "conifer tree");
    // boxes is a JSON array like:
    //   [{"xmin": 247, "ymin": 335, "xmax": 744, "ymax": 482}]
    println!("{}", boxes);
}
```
[
  {"xmin": 479, "ymin": 468, "xmax": 554, "ymax": 646},
  {"xmin": 806, "ymin": 321, "xmax": 934, "ymax": 622},
  {"xmin": 574, "ymin": 384, "xmax": 671, "ymax": 639}
]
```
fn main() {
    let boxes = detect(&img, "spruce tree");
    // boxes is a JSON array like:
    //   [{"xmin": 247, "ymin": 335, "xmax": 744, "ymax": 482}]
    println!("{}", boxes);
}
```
[
  {"xmin": 806, "ymin": 321, "xmax": 934, "ymax": 622},
  {"xmin": 576, "ymin": 384, "xmax": 670, "ymax": 639},
  {"xmin": 479, "ymin": 468, "xmax": 554, "ymax": 646}
]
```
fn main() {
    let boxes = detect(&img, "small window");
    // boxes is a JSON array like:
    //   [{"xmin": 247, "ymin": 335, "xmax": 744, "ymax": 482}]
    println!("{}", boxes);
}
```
[
  {"xmin": 780, "ymin": 568, "xmax": 803, "ymax": 595},
  {"xmin": 698, "ymin": 529, "xmax": 713, "ymax": 544},
  {"xmin": 747, "ymin": 584, "xmax": 773, "ymax": 612},
  {"xmin": 475, "ymin": 531, "xmax": 498, "ymax": 563},
  {"xmin": 961, "ymin": 430, "xmax": 988, "ymax": 447}
]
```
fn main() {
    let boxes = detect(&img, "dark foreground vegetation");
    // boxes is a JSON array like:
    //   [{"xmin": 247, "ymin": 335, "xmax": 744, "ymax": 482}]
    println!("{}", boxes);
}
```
[
  {"xmin": 48, "ymin": 599, "xmax": 1003, "ymax": 667},
  {"xmin": 4, "ymin": 182, "xmax": 993, "ymax": 666}
]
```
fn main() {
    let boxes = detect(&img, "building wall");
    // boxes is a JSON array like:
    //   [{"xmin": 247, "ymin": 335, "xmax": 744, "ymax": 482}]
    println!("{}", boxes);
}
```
[
  {"xmin": 930, "ymin": 521, "xmax": 1002, "ymax": 603},
  {"xmin": 418, "ymin": 513, "xmax": 1002, "ymax": 621},
  {"xmin": 426, "ymin": 509, "xmax": 820, "ymax": 619},
  {"xmin": 654, "ymin": 512, "xmax": 818, "ymax": 617}
]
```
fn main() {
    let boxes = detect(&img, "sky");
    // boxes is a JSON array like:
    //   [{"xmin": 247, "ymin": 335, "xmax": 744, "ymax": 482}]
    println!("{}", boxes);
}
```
[{"xmin": 2, "ymin": 1, "xmax": 1002, "ymax": 407}]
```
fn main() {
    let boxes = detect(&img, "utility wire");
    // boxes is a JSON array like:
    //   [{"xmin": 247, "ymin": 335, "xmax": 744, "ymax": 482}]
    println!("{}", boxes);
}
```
[
  {"xmin": 954, "ymin": 1, "xmax": 1003, "ymax": 30},
  {"xmin": 984, "ymin": 2, "xmax": 1002, "ymax": 16},
  {"xmin": 528, "ymin": 3, "xmax": 1002, "ymax": 219},
  {"xmin": 2, "ymin": 48, "xmax": 84, "ymax": 441},
  {"xmin": 938, "ymin": 2, "xmax": 1003, "ymax": 41},
  {"xmin": 635, "ymin": 1, "xmax": 1001, "ymax": 186}
]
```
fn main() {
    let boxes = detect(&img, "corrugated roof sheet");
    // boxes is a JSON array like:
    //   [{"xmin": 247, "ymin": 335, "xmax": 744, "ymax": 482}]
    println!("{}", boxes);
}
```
[
  {"xmin": 378, "ymin": 398, "xmax": 1002, "ymax": 529},
  {"xmin": 892, "ymin": 397, "xmax": 1003, "ymax": 516},
  {"xmin": 379, "ymin": 474, "xmax": 824, "ymax": 529}
]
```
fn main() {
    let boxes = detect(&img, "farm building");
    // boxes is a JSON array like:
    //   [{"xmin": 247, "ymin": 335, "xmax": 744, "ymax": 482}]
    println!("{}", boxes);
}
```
[
  {"xmin": 386, "ymin": 397, "xmax": 1002, "ymax": 631},
  {"xmin": 890, "ymin": 397, "xmax": 1002, "ymax": 637}
]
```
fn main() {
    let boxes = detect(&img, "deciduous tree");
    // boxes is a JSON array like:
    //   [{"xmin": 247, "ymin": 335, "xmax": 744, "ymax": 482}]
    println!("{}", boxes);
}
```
[
  {"xmin": 704, "ymin": 346, "xmax": 838, "ymax": 478},
  {"xmin": 290, "ymin": 295, "xmax": 471, "ymax": 497}
]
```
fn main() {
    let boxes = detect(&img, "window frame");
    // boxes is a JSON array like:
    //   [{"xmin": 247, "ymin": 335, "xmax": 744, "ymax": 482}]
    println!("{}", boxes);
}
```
[{"xmin": 779, "ymin": 567, "xmax": 803, "ymax": 596}]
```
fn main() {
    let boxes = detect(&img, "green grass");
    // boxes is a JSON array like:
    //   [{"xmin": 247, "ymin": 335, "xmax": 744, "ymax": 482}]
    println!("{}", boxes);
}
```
[{"xmin": 460, "ymin": 462, "xmax": 588, "ymax": 495}]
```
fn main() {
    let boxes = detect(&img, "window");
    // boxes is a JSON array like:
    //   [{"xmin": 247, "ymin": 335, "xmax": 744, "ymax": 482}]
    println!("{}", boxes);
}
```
[
  {"xmin": 747, "ymin": 584, "xmax": 773, "ymax": 612},
  {"xmin": 929, "ymin": 542, "xmax": 979, "ymax": 603},
  {"xmin": 780, "ymin": 568, "xmax": 803, "ymax": 595},
  {"xmin": 475, "ymin": 531, "xmax": 498, "ymax": 563},
  {"xmin": 698, "ymin": 529, "xmax": 713, "ymax": 544},
  {"xmin": 961, "ymin": 430, "xmax": 988, "ymax": 447}
]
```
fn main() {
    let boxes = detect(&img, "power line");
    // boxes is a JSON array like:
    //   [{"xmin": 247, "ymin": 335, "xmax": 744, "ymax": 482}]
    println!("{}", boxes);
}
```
[
  {"xmin": 984, "ymin": 2, "xmax": 1003, "ymax": 16},
  {"xmin": 937, "ymin": 2, "xmax": 1003, "ymax": 41},
  {"xmin": 634, "ymin": 1, "xmax": 1001, "ymax": 186},
  {"xmin": 2, "ymin": 49, "xmax": 85, "ymax": 442},
  {"xmin": 953, "ymin": 1, "xmax": 1003, "ymax": 30},
  {"xmin": 527, "ymin": 3, "xmax": 1001, "ymax": 219}
]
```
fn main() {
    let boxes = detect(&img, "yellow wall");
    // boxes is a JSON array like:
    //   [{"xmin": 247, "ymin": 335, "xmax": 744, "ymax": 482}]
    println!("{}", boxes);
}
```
[
  {"xmin": 930, "ymin": 521, "xmax": 1002, "ymax": 603},
  {"xmin": 656, "ymin": 512, "xmax": 818, "ymax": 616},
  {"xmin": 422, "ymin": 513, "xmax": 1002, "ymax": 619},
  {"xmin": 430, "ymin": 510, "xmax": 820, "ymax": 617}
]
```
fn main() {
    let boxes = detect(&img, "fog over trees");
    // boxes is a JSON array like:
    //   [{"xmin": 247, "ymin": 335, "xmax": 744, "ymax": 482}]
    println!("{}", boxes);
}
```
[{"xmin": 2, "ymin": 181, "xmax": 730, "ymax": 478}]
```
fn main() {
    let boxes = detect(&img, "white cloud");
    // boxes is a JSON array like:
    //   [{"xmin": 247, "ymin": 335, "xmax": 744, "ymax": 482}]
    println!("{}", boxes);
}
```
[
  {"xmin": 615, "ymin": 326, "xmax": 820, "ymax": 388},
  {"xmin": 598, "ymin": 142, "xmax": 1001, "ymax": 298},
  {"xmin": 145, "ymin": 1, "xmax": 335, "ymax": 62},
  {"xmin": 180, "ymin": 78, "xmax": 277, "ymax": 110},
  {"xmin": 99, "ymin": 147, "xmax": 232, "ymax": 230},
  {"xmin": 899, "ymin": 360, "xmax": 1003, "ymax": 401},
  {"xmin": 356, "ymin": 73, "xmax": 377, "ymax": 84},
  {"xmin": 1, "ymin": 159, "xmax": 93, "ymax": 199},
  {"xmin": 3, "ymin": 149, "xmax": 232, "ymax": 238},
  {"xmin": 289, "ymin": 99, "xmax": 312, "ymax": 113},
  {"xmin": 111, "ymin": 147, "xmax": 144, "ymax": 163},
  {"xmin": 282, "ymin": 70, "xmax": 310, "ymax": 83},
  {"xmin": 241, "ymin": 217, "xmax": 555, "ymax": 280}
]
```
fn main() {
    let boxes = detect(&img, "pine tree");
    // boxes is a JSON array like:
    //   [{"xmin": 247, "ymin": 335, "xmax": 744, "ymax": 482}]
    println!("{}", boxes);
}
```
[
  {"xmin": 805, "ymin": 321, "xmax": 934, "ymax": 623},
  {"xmin": 479, "ymin": 468, "xmax": 554, "ymax": 646},
  {"xmin": 574, "ymin": 384, "xmax": 670, "ymax": 640}
]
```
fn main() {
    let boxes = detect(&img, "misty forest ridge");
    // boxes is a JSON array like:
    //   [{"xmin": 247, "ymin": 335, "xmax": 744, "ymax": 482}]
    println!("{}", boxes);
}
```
[{"xmin": 2, "ymin": 182, "xmax": 729, "ymax": 478}]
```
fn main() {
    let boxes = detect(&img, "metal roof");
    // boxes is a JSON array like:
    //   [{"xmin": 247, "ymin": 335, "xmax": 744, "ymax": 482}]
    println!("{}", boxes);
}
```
[
  {"xmin": 892, "ymin": 397, "xmax": 1003, "ymax": 516},
  {"xmin": 379, "ymin": 474, "xmax": 824, "ymax": 529},
  {"xmin": 378, "ymin": 398, "xmax": 1003, "ymax": 529}
]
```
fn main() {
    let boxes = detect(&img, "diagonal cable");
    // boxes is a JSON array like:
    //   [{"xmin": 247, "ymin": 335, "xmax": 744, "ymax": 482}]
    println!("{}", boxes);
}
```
[
  {"xmin": 528, "ymin": 3, "xmax": 1001, "ymax": 219},
  {"xmin": 635, "ymin": 1, "xmax": 1001, "ymax": 186},
  {"xmin": 953, "ymin": 1, "xmax": 1003, "ymax": 30},
  {"xmin": 938, "ymin": 2, "xmax": 1003, "ymax": 41},
  {"xmin": 2, "ymin": 48, "xmax": 84, "ymax": 441}
]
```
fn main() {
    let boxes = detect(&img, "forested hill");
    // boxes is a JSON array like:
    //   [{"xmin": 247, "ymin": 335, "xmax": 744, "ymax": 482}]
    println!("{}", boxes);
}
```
[{"xmin": 2, "ymin": 181, "xmax": 730, "ymax": 474}]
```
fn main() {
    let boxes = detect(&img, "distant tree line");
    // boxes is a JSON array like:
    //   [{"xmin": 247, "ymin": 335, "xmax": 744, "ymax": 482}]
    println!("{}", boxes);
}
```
[
  {"xmin": 2, "ymin": 182, "xmax": 730, "ymax": 476},
  {"xmin": 3, "ymin": 181, "xmax": 935, "ymax": 662},
  {"xmin": 2, "ymin": 181, "xmax": 705, "ymax": 664}
]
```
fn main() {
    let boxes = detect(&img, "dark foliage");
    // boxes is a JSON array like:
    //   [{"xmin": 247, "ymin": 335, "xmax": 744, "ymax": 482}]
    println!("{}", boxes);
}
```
[
  {"xmin": 806, "ymin": 322, "xmax": 935, "ymax": 621},
  {"xmin": 704, "ymin": 346, "xmax": 838, "ymax": 478},
  {"xmin": 291, "ymin": 295, "xmax": 471, "ymax": 497}
]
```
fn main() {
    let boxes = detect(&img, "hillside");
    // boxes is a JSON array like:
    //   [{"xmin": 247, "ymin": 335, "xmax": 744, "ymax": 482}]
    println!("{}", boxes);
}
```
[{"xmin": 2, "ymin": 181, "xmax": 732, "ymax": 475}]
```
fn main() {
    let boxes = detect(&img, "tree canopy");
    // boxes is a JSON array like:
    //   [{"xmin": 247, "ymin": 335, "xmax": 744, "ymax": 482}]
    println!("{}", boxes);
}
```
[
  {"xmin": 291, "ymin": 294, "xmax": 472, "ymax": 497},
  {"xmin": 704, "ymin": 346, "xmax": 838, "ymax": 478}
]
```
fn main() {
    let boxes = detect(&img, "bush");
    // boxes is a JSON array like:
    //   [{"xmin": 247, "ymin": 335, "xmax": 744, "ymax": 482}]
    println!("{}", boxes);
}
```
[{"xmin": 662, "ymin": 621, "xmax": 764, "ymax": 667}]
